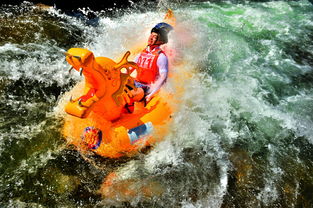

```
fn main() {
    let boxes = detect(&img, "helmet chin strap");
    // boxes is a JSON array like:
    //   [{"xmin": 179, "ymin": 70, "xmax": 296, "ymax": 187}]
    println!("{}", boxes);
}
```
[
  {"xmin": 154, "ymin": 35, "xmax": 159, "ymax": 44},
  {"xmin": 147, "ymin": 44, "xmax": 161, "ymax": 52}
]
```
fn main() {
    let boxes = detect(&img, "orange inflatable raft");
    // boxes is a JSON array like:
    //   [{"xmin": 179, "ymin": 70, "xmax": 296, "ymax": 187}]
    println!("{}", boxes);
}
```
[
  {"xmin": 61, "ymin": 9, "xmax": 177, "ymax": 158},
  {"xmin": 61, "ymin": 47, "xmax": 174, "ymax": 158}
]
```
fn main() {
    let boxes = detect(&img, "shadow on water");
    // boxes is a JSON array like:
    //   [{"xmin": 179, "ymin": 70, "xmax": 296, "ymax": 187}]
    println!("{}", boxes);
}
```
[
  {"xmin": 0, "ymin": 77, "xmax": 76, "ymax": 128},
  {"xmin": 0, "ymin": 3, "xmax": 87, "ymax": 48},
  {"xmin": 221, "ymin": 138, "xmax": 313, "ymax": 207},
  {"xmin": 219, "ymin": 107, "xmax": 313, "ymax": 207},
  {"xmin": 0, "ymin": 76, "xmax": 122, "ymax": 207},
  {"xmin": 0, "ymin": 0, "xmax": 144, "ymax": 13},
  {"xmin": 282, "ymin": 25, "xmax": 313, "ymax": 66},
  {"xmin": 0, "ymin": 146, "xmax": 139, "ymax": 207},
  {"xmin": 0, "ymin": 74, "xmax": 150, "ymax": 206},
  {"xmin": 282, "ymin": 26, "xmax": 313, "ymax": 88},
  {"xmin": 252, "ymin": 27, "xmax": 313, "ymax": 107},
  {"xmin": 0, "ymin": 118, "xmax": 139, "ymax": 207}
]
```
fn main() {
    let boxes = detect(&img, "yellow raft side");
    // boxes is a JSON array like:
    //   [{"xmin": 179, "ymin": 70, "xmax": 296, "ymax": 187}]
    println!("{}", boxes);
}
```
[
  {"xmin": 61, "ymin": 48, "xmax": 174, "ymax": 158},
  {"xmin": 62, "ymin": 92, "xmax": 173, "ymax": 158}
]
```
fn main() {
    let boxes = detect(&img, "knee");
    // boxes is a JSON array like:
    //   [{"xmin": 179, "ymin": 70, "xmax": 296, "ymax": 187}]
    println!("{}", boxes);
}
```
[{"xmin": 131, "ymin": 88, "xmax": 145, "ymax": 101}]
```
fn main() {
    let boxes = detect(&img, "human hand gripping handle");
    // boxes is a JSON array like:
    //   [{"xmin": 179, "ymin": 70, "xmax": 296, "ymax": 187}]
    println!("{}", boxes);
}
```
[{"xmin": 146, "ymin": 72, "xmax": 167, "ymax": 102}]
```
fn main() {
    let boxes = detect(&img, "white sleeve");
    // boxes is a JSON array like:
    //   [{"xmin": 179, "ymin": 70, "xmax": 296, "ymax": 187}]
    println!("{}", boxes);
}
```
[
  {"xmin": 134, "ymin": 54, "xmax": 140, "ymax": 63},
  {"xmin": 157, "ymin": 53, "xmax": 168, "ymax": 74}
]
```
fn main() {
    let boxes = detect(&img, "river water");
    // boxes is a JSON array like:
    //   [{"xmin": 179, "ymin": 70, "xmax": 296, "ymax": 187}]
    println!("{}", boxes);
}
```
[{"xmin": 0, "ymin": 1, "xmax": 313, "ymax": 207}]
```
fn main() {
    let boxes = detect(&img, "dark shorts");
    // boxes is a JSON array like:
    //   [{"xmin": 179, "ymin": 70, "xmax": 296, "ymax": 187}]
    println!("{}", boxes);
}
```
[{"xmin": 134, "ymin": 81, "xmax": 150, "ymax": 95}]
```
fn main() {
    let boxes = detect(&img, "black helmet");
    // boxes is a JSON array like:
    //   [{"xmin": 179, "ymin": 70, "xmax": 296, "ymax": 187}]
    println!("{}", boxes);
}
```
[{"xmin": 151, "ymin": 22, "xmax": 173, "ymax": 44}]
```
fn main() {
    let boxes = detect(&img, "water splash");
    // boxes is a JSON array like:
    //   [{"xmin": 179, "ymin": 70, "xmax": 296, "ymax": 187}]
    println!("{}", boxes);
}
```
[{"xmin": 1, "ymin": 1, "xmax": 313, "ymax": 207}]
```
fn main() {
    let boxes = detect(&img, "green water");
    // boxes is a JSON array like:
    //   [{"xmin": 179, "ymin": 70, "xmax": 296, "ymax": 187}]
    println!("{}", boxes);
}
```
[{"xmin": 0, "ymin": 1, "xmax": 313, "ymax": 207}]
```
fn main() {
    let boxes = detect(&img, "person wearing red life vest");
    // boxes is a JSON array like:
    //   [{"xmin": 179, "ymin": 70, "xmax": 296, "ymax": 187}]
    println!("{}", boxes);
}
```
[{"xmin": 131, "ymin": 22, "xmax": 173, "ymax": 102}]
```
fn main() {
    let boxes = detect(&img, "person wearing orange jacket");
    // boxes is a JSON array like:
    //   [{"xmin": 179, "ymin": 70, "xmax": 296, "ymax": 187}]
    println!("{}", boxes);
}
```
[{"xmin": 131, "ymin": 22, "xmax": 173, "ymax": 102}]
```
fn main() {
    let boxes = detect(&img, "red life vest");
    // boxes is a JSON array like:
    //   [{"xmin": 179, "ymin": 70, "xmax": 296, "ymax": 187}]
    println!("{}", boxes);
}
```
[{"xmin": 136, "ymin": 47, "xmax": 165, "ymax": 84}]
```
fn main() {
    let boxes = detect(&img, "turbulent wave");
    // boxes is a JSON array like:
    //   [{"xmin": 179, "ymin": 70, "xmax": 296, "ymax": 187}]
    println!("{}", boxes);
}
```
[{"xmin": 0, "ymin": 0, "xmax": 313, "ymax": 207}]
